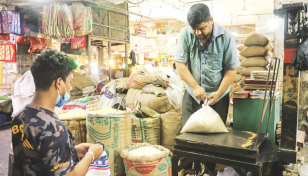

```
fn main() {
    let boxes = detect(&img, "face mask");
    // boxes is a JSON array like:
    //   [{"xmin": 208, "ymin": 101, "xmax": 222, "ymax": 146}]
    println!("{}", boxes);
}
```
[
  {"xmin": 55, "ymin": 80, "xmax": 70, "ymax": 107},
  {"xmin": 101, "ymin": 78, "xmax": 106, "ymax": 82}
]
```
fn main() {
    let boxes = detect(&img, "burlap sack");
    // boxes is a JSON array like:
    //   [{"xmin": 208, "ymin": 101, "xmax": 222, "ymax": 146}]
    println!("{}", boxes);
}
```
[
  {"xmin": 237, "ymin": 45, "xmax": 246, "ymax": 52},
  {"xmin": 241, "ymin": 57, "xmax": 269, "ymax": 67},
  {"xmin": 72, "ymin": 72, "xmax": 95, "ymax": 91},
  {"xmin": 239, "ymin": 55, "xmax": 246, "ymax": 62},
  {"xmin": 131, "ymin": 115, "xmax": 161, "ymax": 145},
  {"xmin": 124, "ymin": 68, "xmax": 165, "ymax": 90},
  {"xmin": 61, "ymin": 120, "xmax": 86, "ymax": 145},
  {"xmin": 243, "ymin": 34, "xmax": 269, "ymax": 47},
  {"xmin": 142, "ymin": 84, "xmax": 166, "ymax": 97},
  {"xmin": 230, "ymin": 78, "xmax": 245, "ymax": 98},
  {"xmin": 266, "ymin": 42, "xmax": 274, "ymax": 52},
  {"xmin": 125, "ymin": 89, "xmax": 173, "ymax": 113},
  {"xmin": 69, "ymin": 95, "xmax": 84, "ymax": 101},
  {"xmin": 101, "ymin": 80, "xmax": 116, "ymax": 94},
  {"xmin": 161, "ymin": 109, "xmax": 182, "ymax": 150},
  {"xmin": 240, "ymin": 46, "xmax": 268, "ymax": 58},
  {"xmin": 86, "ymin": 110, "xmax": 131, "ymax": 176},
  {"xmin": 71, "ymin": 90, "xmax": 83, "ymax": 96},
  {"xmin": 233, "ymin": 74, "xmax": 244, "ymax": 83},
  {"xmin": 241, "ymin": 67, "xmax": 268, "ymax": 77}
]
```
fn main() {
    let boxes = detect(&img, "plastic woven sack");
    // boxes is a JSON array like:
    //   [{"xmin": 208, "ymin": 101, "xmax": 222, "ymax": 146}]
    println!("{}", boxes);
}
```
[
  {"xmin": 121, "ymin": 143, "xmax": 170, "ymax": 163},
  {"xmin": 71, "ymin": 3, "xmax": 92, "ymax": 36},
  {"xmin": 181, "ymin": 104, "xmax": 229, "ymax": 133},
  {"xmin": 86, "ymin": 151, "xmax": 111, "ymax": 176}
]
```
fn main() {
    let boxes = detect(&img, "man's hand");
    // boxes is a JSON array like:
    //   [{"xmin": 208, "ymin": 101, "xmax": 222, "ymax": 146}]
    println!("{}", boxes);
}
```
[
  {"xmin": 75, "ymin": 143, "xmax": 94, "ymax": 158},
  {"xmin": 207, "ymin": 92, "xmax": 222, "ymax": 105},
  {"xmin": 193, "ymin": 85, "xmax": 207, "ymax": 101}
]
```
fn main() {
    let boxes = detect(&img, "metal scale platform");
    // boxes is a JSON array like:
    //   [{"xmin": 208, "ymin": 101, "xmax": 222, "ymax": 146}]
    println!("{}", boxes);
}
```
[{"xmin": 172, "ymin": 57, "xmax": 296, "ymax": 176}]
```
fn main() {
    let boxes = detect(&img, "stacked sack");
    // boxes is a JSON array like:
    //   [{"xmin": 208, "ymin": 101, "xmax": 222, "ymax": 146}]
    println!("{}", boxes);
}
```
[
  {"xmin": 124, "ymin": 67, "xmax": 183, "ymax": 150},
  {"xmin": 70, "ymin": 72, "xmax": 96, "ymax": 100},
  {"xmin": 238, "ymin": 34, "xmax": 273, "ymax": 78},
  {"xmin": 57, "ymin": 108, "xmax": 87, "ymax": 145},
  {"xmin": 86, "ymin": 107, "xmax": 131, "ymax": 176}
]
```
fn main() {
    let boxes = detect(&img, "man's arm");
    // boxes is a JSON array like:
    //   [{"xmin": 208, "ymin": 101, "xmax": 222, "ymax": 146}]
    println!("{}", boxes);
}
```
[
  {"xmin": 176, "ymin": 61, "xmax": 207, "ymax": 101},
  {"xmin": 208, "ymin": 68, "xmax": 237, "ymax": 105}
]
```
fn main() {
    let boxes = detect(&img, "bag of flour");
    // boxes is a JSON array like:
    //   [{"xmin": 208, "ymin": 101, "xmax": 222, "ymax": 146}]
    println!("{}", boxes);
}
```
[
  {"xmin": 86, "ymin": 151, "xmax": 111, "ymax": 176},
  {"xmin": 181, "ymin": 105, "xmax": 229, "ymax": 133}
]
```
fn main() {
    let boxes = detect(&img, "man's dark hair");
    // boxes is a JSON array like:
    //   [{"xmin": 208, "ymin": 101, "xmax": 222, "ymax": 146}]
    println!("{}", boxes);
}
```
[
  {"xmin": 80, "ymin": 65, "xmax": 85, "ymax": 70},
  {"xmin": 187, "ymin": 3, "xmax": 211, "ymax": 29},
  {"xmin": 173, "ymin": 63, "xmax": 176, "ymax": 70},
  {"xmin": 31, "ymin": 48, "xmax": 78, "ymax": 91},
  {"xmin": 99, "ymin": 69, "xmax": 108, "ymax": 76}
]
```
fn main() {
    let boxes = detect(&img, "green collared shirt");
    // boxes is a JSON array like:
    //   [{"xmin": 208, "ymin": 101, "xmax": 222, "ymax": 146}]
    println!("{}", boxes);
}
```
[{"xmin": 175, "ymin": 22, "xmax": 240, "ymax": 104}]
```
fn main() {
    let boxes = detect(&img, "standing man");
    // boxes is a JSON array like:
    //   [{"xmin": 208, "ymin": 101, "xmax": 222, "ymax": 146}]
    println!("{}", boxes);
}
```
[{"xmin": 175, "ymin": 3, "xmax": 240, "ymax": 172}]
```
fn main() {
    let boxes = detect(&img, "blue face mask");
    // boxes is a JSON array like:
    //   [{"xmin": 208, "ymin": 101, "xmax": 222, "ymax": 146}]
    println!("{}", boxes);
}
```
[
  {"xmin": 55, "ymin": 80, "xmax": 70, "ymax": 107},
  {"xmin": 101, "ymin": 78, "xmax": 106, "ymax": 82}
]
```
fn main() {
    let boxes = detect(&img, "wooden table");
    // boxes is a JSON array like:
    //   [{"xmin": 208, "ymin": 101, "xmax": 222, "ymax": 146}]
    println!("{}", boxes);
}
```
[{"xmin": 172, "ymin": 130, "xmax": 279, "ymax": 176}]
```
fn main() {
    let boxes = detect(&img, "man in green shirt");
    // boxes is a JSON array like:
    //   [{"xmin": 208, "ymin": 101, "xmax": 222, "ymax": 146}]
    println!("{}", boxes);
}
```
[{"xmin": 175, "ymin": 3, "xmax": 240, "ymax": 173}]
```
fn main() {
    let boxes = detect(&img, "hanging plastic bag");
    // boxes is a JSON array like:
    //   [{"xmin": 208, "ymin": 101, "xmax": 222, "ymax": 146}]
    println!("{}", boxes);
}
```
[
  {"xmin": 181, "ymin": 102, "xmax": 229, "ymax": 133},
  {"xmin": 86, "ymin": 151, "xmax": 111, "ymax": 176},
  {"xmin": 0, "ymin": 43, "xmax": 16, "ymax": 62},
  {"xmin": 71, "ymin": 3, "xmax": 92, "ymax": 36},
  {"xmin": 97, "ymin": 81, "xmax": 117, "ymax": 108},
  {"xmin": 0, "ymin": 8, "xmax": 13, "ymax": 34},
  {"xmin": 165, "ymin": 89, "xmax": 182, "ymax": 109},
  {"xmin": 29, "ymin": 37, "xmax": 46, "ymax": 53}
]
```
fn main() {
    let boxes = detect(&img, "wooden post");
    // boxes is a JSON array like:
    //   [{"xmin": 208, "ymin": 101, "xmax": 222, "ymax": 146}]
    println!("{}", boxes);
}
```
[
  {"xmin": 125, "ymin": 44, "xmax": 128, "ymax": 77},
  {"xmin": 87, "ymin": 35, "xmax": 92, "ymax": 74},
  {"xmin": 108, "ymin": 41, "xmax": 112, "ymax": 79}
]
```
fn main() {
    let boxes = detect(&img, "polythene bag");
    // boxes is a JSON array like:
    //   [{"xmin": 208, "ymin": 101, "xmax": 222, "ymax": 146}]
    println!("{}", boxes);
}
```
[
  {"xmin": 181, "ymin": 105, "xmax": 229, "ymax": 133},
  {"xmin": 86, "ymin": 151, "xmax": 111, "ymax": 176}
]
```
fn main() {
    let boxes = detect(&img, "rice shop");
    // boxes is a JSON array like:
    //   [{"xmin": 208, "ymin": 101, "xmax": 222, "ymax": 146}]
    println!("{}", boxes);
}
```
[{"xmin": 1, "ymin": 0, "xmax": 307, "ymax": 176}]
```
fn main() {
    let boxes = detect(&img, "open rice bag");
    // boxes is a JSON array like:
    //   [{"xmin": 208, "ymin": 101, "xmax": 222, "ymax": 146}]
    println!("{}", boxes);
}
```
[{"xmin": 181, "ymin": 105, "xmax": 229, "ymax": 133}]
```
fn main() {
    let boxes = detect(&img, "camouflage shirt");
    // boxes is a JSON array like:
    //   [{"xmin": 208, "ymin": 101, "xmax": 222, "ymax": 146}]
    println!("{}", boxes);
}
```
[{"xmin": 12, "ymin": 104, "xmax": 79, "ymax": 176}]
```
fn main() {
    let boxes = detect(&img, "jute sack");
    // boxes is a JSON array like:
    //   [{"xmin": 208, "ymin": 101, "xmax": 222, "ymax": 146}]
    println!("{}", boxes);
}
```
[
  {"xmin": 243, "ymin": 34, "xmax": 269, "ymax": 47},
  {"xmin": 124, "ymin": 68, "xmax": 166, "ymax": 90},
  {"xmin": 101, "ymin": 78, "xmax": 129, "ymax": 94},
  {"xmin": 237, "ymin": 45, "xmax": 246, "ymax": 52},
  {"xmin": 239, "ymin": 55, "xmax": 246, "ymax": 62},
  {"xmin": 240, "ymin": 46, "xmax": 268, "ymax": 58},
  {"xmin": 131, "ymin": 115, "xmax": 161, "ymax": 145},
  {"xmin": 142, "ymin": 84, "xmax": 166, "ymax": 97},
  {"xmin": 161, "ymin": 109, "xmax": 182, "ymax": 150},
  {"xmin": 71, "ymin": 90, "xmax": 83, "ymax": 96},
  {"xmin": 125, "ymin": 89, "xmax": 173, "ymax": 113},
  {"xmin": 233, "ymin": 73, "xmax": 244, "ymax": 83},
  {"xmin": 57, "ymin": 109, "xmax": 88, "ymax": 146},
  {"xmin": 86, "ymin": 108, "xmax": 131, "ymax": 176},
  {"xmin": 241, "ymin": 57, "xmax": 269, "ymax": 67},
  {"xmin": 121, "ymin": 143, "xmax": 172, "ymax": 176},
  {"xmin": 241, "ymin": 67, "xmax": 268, "ymax": 77},
  {"xmin": 61, "ymin": 120, "xmax": 87, "ymax": 145},
  {"xmin": 72, "ymin": 72, "xmax": 95, "ymax": 90}
]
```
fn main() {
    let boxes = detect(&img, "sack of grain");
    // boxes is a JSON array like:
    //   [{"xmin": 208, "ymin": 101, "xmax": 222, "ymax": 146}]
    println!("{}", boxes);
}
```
[
  {"xmin": 237, "ymin": 45, "xmax": 246, "ymax": 52},
  {"xmin": 241, "ymin": 57, "xmax": 269, "ymax": 67},
  {"xmin": 61, "ymin": 120, "xmax": 86, "ymax": 145},
  {"xmin": 63, "ymin": 96, "xmax": 101, "ymax": 110},
  {"xmin": 71, "ymin": 90, "xmax": 83, "ymax": 96},
  {"xmin": 102, "ymin": 78, "xmax": 129, "ymax": 94},
  {"xmin": 87, "ymin": 108, "xmax": 131, "ymax": 176},
  {"xmin": 125, "ymin": 89, "xmax": 173, "ymax": 113},
  {"xmin": 161, "ymin": 109, "xmax": 182, "ymax": 150},
  {"xmin": 57, "ymin": 108, "xmax": 87, "ymax": 121},
  {"xmin": 121, "ymin": 143, "xmax": 172, "ymax": 176},
  {"xmin": 124, "ymin": 68, "xmax": 166, "ymax": 90},
  {"xmin": 142, "ymin": 84, "xmax": 166, "ymax": 97},
  {"xmin": 241, "ymin": 67, "xmax": 268, "ymax": 77},
  {"xmin": 243, "ymin": 34, "xmax": 269, "ymax": 47},
  {"xmin": 131, "ymin": 115, "xmax": 161, "ymax": 145},
  {"xmin": 240, "ymin": 46, "xmax": 268, "ymax": 58},
  {"xmin": 72, "ymin": 72, "xmax": 95, "ymax": 90},
  {"xmin": 239, "ymin": 55, "xmax": 246, "ymax": 62}
]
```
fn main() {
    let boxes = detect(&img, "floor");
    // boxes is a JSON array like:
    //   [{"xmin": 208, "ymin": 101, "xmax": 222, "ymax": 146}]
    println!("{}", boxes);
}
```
[{"xmin": 0, "ymin": 128, "xmax": 12, "ymax": 176}]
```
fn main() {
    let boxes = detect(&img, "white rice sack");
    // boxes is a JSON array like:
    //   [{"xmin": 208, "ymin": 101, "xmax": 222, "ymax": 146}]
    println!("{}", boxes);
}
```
[
  {"xmin": 128, "ymin": 146, "xmax": 162, "ymax": 157},
  {"xmin": 57, "ymin": 108, "xmax": 87, "ymax": 121},
  {"xmin": 181, "ymin": 105, "xmax": 229, "ymax": 133}
]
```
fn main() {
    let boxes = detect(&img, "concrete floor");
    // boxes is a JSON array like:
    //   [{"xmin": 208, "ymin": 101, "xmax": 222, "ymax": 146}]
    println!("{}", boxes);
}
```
[{"xmin": 0, "ymin": 128, "xmax": 12, "ymax": 176}]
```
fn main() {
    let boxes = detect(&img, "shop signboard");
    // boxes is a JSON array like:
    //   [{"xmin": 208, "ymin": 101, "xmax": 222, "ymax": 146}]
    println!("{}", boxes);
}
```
[{"xmin": 71, "ymin": 36, "xmax": 86, "ymax": 49}]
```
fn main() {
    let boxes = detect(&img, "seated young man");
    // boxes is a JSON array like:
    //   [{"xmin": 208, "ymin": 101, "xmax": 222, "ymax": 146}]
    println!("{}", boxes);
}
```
[{"xmin": 12, "ymin": 48, "xmax": 104, "ymax": 176}]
